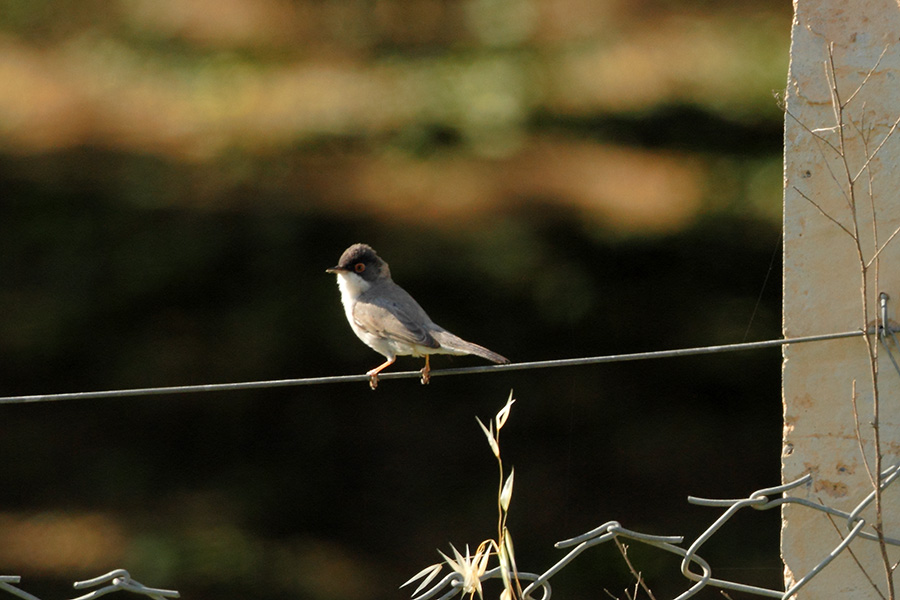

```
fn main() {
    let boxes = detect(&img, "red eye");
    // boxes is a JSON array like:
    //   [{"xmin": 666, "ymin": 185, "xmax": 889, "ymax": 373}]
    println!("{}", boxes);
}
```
[{"xmin": 354, "ymin": 263, "xmax": 366, "ymax": 273}]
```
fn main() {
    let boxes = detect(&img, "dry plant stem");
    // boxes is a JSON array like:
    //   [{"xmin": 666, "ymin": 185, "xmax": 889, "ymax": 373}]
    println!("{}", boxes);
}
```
[
  {"xmin": 495, "ymin": 475, "xmax": 523, "ymax": 599},
  {"xmin": 497, "ymin": 460, "xmax": 506, "ymax": 547},
  {"xmin": 491, "ymin": 419, "xmax": 524, "ymax": 599},
  {"xmin": 820, "ymin": 493, "xmax": 886, "ymax": 599},
  {"xmin": 791, "ymin": 40, "xmax": 899, "ymax": 600},
  {"xmin": 852, "ymin": 380, "xmax": 879, "ymax": 489},
  {"xmin": 821, "ymin": 42, "xmax": 894, "ymax": 600},
  {"xmin": 613, "ymin": 539, "xmax": 657, "ymax": 600}
]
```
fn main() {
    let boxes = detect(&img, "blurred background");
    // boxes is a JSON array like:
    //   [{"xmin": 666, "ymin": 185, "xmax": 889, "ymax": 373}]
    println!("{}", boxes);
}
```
[{"xmin": 1, "ymin": 0, "xmax": 789, "ymax": 598}]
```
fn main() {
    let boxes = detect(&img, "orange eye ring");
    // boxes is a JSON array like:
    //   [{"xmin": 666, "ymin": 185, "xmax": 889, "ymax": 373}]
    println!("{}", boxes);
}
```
[{"xmin": 354, "ymin": 263, "xmax": 366, "ymax": 273}]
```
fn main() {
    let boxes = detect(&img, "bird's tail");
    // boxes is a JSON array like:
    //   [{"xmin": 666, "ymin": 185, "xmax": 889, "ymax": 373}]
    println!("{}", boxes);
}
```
[{"xmin": 432, "ymin": 331, "xmax": 510, "ymax": 364}]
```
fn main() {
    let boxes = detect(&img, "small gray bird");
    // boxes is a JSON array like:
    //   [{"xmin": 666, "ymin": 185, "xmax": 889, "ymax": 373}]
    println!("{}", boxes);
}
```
[{"xmin": 327, "ymin": 243, "xmax": 509, "ymax": 389}]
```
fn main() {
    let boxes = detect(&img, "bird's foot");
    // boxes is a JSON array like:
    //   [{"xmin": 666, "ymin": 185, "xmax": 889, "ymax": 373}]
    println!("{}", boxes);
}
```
[
  {"xmin": 420, "ymin": 357, "xmax": 431, "ymax": 385},
  {"xmin": 366, "ymin": 358, "xmax": 395, "ymax": 390}
]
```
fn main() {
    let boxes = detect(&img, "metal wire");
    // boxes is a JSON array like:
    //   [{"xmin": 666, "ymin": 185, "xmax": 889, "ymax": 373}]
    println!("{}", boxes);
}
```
[
  {"xmin": 0, "ymin": 329, "xmax": 868, "ymax": 404},
  {"xmin": 0, "ymin": 578, "xmax": 41, "ymax": 600},
  {"xmin": 0, "ymin": 571, "xmax": 178, "ymax": 600},
  {"xmin": 70, "ymin": 570, "xmax": 179, "ymax": 600}
]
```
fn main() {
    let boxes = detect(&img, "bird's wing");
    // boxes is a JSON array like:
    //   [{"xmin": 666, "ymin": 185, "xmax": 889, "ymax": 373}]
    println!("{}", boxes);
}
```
[{"xmin": 352, "ymin": 288, "xmax": 441, "ymax": 349}]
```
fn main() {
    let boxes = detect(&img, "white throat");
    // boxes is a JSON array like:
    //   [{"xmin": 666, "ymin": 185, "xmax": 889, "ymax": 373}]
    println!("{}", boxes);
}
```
[{"xmin": 334, "ymin": 271, "xmax": 372, "ymax": 320}]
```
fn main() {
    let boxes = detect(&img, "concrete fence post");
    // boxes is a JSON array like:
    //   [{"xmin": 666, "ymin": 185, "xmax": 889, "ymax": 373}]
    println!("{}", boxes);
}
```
[{"xmin": 782, "ymin": 0, "xmax": 900, "ymax": 597}]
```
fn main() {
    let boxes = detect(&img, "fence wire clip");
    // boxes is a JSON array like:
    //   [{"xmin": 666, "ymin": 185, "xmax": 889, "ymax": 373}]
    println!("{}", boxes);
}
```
[
  {"xmin": 871, "ymin": 292, "xmax": 900, "ymax": 338},
  {"xmin": 70, "ymin": 571, "xmax": 179, "ymax": 600}
]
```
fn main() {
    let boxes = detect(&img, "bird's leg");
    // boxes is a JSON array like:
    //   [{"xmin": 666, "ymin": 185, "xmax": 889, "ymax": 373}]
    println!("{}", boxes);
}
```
[
  {"xmin": 366, "ymin": 357, "xmax": 395, "ymax": 390},
  {"xmin": 420, "ymin": 355, "xmax": 431, "ymax": 385}
]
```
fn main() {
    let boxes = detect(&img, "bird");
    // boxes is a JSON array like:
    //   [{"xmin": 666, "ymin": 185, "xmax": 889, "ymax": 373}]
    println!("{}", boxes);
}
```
[{"xmin": 326, "ymin": 243, "xmax": 509, "ymax": 389}]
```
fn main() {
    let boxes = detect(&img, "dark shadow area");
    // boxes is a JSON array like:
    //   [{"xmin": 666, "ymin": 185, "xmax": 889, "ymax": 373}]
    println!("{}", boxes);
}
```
[{"xmin": 534, "ymin": 103, "xmax": 785, "ymax": 157}]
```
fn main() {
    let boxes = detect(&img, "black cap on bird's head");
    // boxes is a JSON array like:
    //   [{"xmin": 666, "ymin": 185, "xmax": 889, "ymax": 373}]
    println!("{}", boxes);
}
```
[{"xmin": 326, "ymin": 243, "xmax": 390, "ymax": 281}]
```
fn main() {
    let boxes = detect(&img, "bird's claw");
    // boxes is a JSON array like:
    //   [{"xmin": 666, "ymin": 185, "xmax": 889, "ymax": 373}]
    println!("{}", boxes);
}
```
[
  {"xmin": 368, "ymin": 372, "xmax": 379, "ymax": 390},
  {"xmin": 420, "ymin": 367, "xmax": 431, "ymax": 385}
]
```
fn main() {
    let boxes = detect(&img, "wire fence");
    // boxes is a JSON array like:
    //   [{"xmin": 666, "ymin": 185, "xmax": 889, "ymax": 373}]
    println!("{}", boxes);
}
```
[
  {"xmin": 405, "ymin": 471, "xmax": 899, "ymax": 600},
  {"xmin": 1, "ymin": 324, "xmax": 896, "ymax": 600},
  {"xmin": 403, "ymin": 469, "xmax": 900, "ymax": 600},
  {"xmin": 0, "ymin": 571, "xmax": 178, "ymax": 600}
]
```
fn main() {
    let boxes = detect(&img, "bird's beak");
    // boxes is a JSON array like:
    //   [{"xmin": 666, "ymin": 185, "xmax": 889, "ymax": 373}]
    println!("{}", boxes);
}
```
[{"xmin": 326, "ymin": 266, "xmax": 345, "ymax": 274}]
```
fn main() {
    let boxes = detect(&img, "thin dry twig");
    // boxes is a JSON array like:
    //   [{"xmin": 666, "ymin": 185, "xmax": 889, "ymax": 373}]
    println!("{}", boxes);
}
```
[
  {"xmin": 852, "ymin": 113, "xmax": 900, "ymax": 184},
  {"xmin": 819, "ymin": 493, "xmax": 886, "ymax": 599},
  {"xmin": 867, "ymin": 224, "xmax": 900, "ymax": 269},
  {"xmin": 843, "ymin": 45, "xmax": 890, "ymax": 106},
  {"xmin": 851, "ymin": 380, "xmax": 879, "ymax": 490},
  {"xmin": 792, "ymin": 186, "xmax": 855, "ymax": 238},
  {"xmin": 613, "ymin": 539, "xmax": 657, "ymax": 600},
  {"xmin": 790, "ymin": 37, "xmax": 897, "ymax": 600},
  {"xmin": 784, "ymin": 107, "xmax": 853, "ymax": 207},
  {"xmin": 803, "ymin": 40, "xmax": 897, "ymax": 600}
]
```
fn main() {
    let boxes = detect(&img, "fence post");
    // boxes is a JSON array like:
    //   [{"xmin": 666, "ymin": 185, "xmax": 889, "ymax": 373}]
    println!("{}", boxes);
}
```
[{"xmin": 782, "ymin": 1, "xmax": 900, "ymax": 597}]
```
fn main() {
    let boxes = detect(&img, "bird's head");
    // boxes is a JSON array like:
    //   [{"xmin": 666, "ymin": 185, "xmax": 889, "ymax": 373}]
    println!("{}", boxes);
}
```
[{"xmin": 326, "ymin": 243, "xmax": 391, "ymax": 284}]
